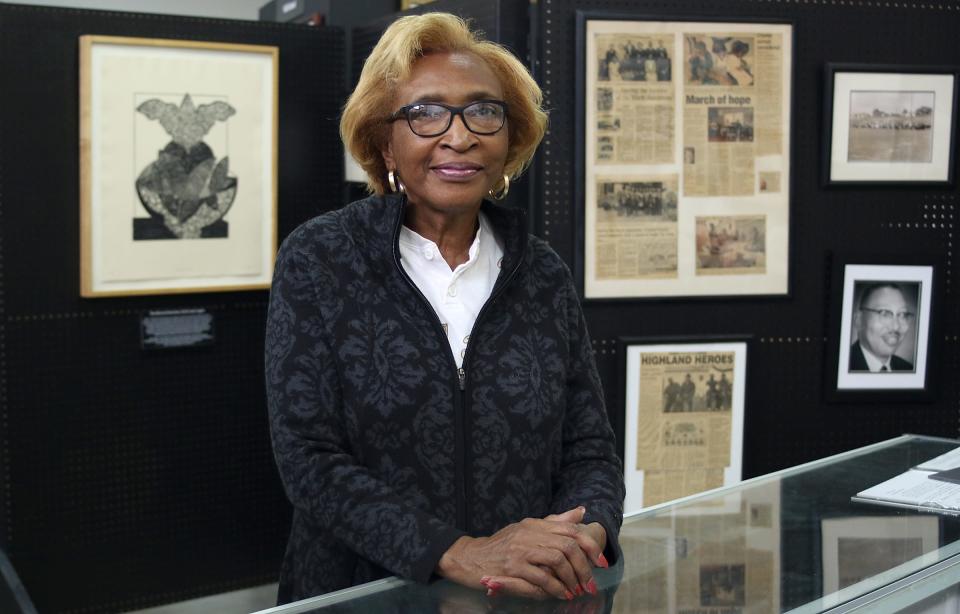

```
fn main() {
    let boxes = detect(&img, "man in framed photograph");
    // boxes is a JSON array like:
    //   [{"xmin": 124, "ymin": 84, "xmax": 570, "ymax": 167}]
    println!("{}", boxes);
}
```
[{"xmin": 849, "ymin": 282, "xmax": 917, "ymax": 372}]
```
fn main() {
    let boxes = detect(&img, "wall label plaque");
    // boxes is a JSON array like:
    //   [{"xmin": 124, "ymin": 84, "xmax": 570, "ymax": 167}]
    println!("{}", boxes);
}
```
[{"xmin": 140, "ymin": 308, "xmax": 215, "ymax": 350}]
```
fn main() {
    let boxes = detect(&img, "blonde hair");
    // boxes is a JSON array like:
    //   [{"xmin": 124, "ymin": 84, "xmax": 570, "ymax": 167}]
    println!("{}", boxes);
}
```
[{"xmin": 340, "ymin": 13, "xmax": 548, "ymax": 194}]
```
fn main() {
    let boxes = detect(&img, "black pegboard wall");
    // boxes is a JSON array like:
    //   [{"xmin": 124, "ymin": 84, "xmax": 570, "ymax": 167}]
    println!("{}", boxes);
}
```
[
  {"xmin": 536, "ymin": 0, "xmax": 960, "ymax": 478},
  {"xmin": 0, "ymin": 4, "xmax": 344, "ymax": 613}
]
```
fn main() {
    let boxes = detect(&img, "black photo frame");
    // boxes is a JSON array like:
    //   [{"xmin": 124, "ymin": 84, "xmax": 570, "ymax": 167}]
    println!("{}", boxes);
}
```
[
  {"xmin": 824, "ymin": 255, "xmax": 938, "ymax": 403},
  {"xmin": 822, "ymin": 63, "xmax": 958, "ymax": 188}
]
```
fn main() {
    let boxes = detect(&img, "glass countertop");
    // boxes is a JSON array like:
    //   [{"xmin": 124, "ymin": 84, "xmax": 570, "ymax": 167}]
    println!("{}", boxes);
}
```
[{"xmin": 255, "ymin": 434, "xmax": 960, "ymax": 613}]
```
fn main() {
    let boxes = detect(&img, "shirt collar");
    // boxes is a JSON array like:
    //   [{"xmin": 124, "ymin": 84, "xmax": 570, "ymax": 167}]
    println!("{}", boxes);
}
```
[
  {"xmin": 859, "ymin": 342, "xmax": 892, "ymax": 372},
  {"xmin": 399, "ymin": 212, "xmax": 491, "ymax": 269}
]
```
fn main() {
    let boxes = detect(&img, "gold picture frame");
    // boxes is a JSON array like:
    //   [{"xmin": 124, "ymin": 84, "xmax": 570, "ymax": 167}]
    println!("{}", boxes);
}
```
[{"xmin": 80, "ymin": 35, "xmax": 278, "ymax": 297}]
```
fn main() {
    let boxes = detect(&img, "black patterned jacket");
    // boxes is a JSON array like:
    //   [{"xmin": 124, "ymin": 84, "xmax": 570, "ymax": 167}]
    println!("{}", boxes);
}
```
[{"xmin": 265, "ymin": 193, "xmax": 624, "ymax": 603}]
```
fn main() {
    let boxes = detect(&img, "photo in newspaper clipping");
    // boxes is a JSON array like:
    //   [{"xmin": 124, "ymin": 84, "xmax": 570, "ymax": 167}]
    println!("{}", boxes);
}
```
[{"xmin": 695, "ymin": 215, "xmax": 766, "ymax": 275}]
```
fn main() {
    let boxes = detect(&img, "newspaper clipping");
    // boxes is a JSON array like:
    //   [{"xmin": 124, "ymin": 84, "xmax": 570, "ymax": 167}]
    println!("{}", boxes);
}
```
[
  {"xmin": 595, "ymin": 176, "xmax": 679, "ymax": 279},
  {"xmin": 674, "ymin": 513, "xmax": 777, "ymax": 614},
  {"xmin": 635, "ymin": 350, "xmax": 734, "ymax": 505},
  {"xmin": 585, "ymin": 20, "xmax": 790, "ymax": 298},
  {"xmin": 682, "ymin": 32, "xmax": 779, "ymax": 197},
  {"xmin": 695, "ymin": 215, "xmax": 766, "ymax": 275},
  {"xmin": 595, "ymin": 34, "xmax": 675, "ymax": 164},
  {"xmin": 613, "ymin": 504, "xmax": 778, "ymax": 614}
]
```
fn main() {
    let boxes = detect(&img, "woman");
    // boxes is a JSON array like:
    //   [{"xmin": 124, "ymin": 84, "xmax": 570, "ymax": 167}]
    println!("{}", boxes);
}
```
[{"xmin": 265, "ymin": 13, "xmax": 624, "ymax": 604}]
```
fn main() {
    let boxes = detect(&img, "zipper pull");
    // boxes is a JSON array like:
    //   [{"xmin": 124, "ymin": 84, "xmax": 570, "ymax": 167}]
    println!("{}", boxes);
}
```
[{"xmin": 458, "ymin": 367, "xmax": 466, "ymax": 391}]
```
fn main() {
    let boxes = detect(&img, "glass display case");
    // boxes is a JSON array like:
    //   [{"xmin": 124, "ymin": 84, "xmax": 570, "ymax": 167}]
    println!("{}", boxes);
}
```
[{"xmin": 254, "ymin": 434, "xmax": 960, "ymax": 613}]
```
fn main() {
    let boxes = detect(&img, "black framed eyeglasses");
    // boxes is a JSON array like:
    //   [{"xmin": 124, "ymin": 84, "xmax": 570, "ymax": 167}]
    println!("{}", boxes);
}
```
[{"xmin": 388, "ymin": 100, "xmax": 508, "ymax": 137}]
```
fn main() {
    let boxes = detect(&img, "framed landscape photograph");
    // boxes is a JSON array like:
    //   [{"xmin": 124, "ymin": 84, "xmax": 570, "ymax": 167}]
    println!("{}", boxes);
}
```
[
  {"xmin": 824, "ymin": 64, "xmax": 957, "ymax": 186},
  {"xmin": 80, "ymin": 36, "xmax": 278, "ymax": 296},
  {"xmin": 618, "ymin": 337, "xmax": 749, "ymax": 514},
  {"xmin": 576, "ymin": 13, "xmax": 793, "ymax": 299},
  {"xmin": 827, "ymin": 259, "xmax": 936, "ymax": 401}
]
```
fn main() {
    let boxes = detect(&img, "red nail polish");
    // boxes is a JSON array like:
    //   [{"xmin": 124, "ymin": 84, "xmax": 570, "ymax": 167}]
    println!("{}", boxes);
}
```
[
  {"xmin": 587, "ymin": 579, "xmax": 598, "ymax": 595},
  {"xmin": 575, "ymin": 585, "xmax": 584, "ymax": 596},
  {"xmin": 598, "ymin": 553, "xmax": 609, "ymax": 568},
  {"xmin": 565, "ymin": 590, "xmax": 574, "ymax": 601}
]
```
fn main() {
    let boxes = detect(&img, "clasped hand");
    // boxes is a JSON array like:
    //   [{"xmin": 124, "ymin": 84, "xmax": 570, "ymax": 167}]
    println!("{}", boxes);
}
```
[{"xmin": 436, "ymin": 506, "xmax": 608, "ymax": 601}]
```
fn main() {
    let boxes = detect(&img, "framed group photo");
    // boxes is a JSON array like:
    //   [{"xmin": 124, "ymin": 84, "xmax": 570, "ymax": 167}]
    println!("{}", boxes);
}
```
[
  {"xmin": 823, "ymin": 64, "xmax": 958, "ymax": 187},
  {"xmin": 576, "ymin": 13, "xmax": 793, "ymax": 299},
  {"xmin": 618, "ymin": 336, "xmax": 749, "ymax": 515},
  {"xmin": 80, "ymin": 35, "xmax": 278, "ymax": 296},
  {"xmin": 826, "ymin": 259, "xmax": 936, "ymax": 402}
]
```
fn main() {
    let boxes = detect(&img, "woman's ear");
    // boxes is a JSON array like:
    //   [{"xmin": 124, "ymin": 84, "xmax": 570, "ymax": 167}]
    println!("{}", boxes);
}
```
[{"xmin": 381, "ymin": 140, "xmax": 396, "ymax": 170}]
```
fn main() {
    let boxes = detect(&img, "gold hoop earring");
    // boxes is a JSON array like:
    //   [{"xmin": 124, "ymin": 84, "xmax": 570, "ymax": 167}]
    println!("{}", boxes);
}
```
[
  {"xmin": 488, "ymin": 174, "xmax": 510, "ymax": 200},
  {"xmin": 387, "ymin": 170, "xmax": 405, "ymax": 194}
]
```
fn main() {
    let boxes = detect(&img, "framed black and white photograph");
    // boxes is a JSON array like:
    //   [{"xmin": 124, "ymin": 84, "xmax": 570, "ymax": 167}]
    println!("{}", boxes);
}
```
[
  {"xmin": 829, "ymin": 261, "xmax": 935, "ymax": 400},
  {"xmin": 80, "ymin": 35, "xmax": 278, "ymax": 296},
  {"xmin": 576, "ymin": 14, "xmax": 793, "ymax": 299},
  {"xmin": 618, "ymin": 337, "xmax": 749, "ymax": 515},
  {"xmin": 824, "ymin": 64, "xmax": 957, "ymax": 186}
]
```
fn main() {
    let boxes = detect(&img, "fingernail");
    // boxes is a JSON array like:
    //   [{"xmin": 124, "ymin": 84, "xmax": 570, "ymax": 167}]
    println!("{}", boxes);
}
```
[
  {"xmin": 575, "ymin": 584, "xmax": 584, "ymax": 596},
  {"xmin": 587, "ymin": 579, "xmax": 598, "ymax": 595},
  {"xmin": 486, "ymin": 587, "xmax": 497, "ymax": 597},
  {"xmin": 598, "ymin": 553, "xmax": 609, "ymax": 568},
  {"xmin": 565, "ymin": 590, "xmax": 574, "ymax": 601}
]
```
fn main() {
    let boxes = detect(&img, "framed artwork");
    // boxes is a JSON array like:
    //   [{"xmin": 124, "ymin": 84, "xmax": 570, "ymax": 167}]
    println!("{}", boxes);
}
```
[
  {"xmin": 824, "ymin": 64, "xmax": 958, "ymax": 186},
  {"xmin": 827, "ymin": 259, "xmax": 936, "ymax": 401},
  {"xmin": 576, "ymin": 13, "xmax": 793, "ymax": 299},
  {"xmin": 618, "ymin": 337, "xmax": 749, "ymax": 515},
  {"xmin": 821, "ymin": 516, "xmax": 939, "ymax": 595},
  {"xmin": 80, "ymin": 36, "xmax": 278, "ymax": 297}
]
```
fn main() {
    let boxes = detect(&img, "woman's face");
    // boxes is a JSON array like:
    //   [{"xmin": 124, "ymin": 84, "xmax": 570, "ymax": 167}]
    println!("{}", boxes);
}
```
[{"xmin": 382, "ymin": 51, "xmax": 509, "ymax": 216}]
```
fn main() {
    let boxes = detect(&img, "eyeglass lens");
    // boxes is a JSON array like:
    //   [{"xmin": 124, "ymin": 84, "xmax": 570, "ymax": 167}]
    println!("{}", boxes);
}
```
[
  {"xmin": 862, "ymin": 307, "xmax": 915, "ymax": 324},
  {"xmin": 407, "ymin": 102, "xmax": 505, "ymax": 136}
]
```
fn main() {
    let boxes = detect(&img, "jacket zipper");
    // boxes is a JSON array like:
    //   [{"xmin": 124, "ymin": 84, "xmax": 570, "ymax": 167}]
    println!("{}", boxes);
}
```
[
  {"xmin": 391, "ymin": 198, "xmax": 525, "ymax": 534},
  {"xmin": 449, "ymin": 243, "xmax": 523, "ymax": 534},
  {"xmin": 391, "ymin": 207, "xmax": 468, "ymax": 531}
]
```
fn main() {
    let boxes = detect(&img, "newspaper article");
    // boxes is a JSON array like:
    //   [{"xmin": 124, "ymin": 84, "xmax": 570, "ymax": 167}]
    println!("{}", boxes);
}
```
[
  {"xmin": 595, "ymin": 176, "xmax": 679, "ymax": 279},
  {"xmin": 585, "ymin": 19, "xmax": 790, "ymax": 299},
  {"xmin": 680, "ymin": 32, "xmax": 784, "ymax": 197},
  {"xmin": 614, "ymin": 482, "xmax": 781, "ymax": 614},
  {"xmin": 595, "ymin": 34, "xmax": 675, "ymax": 164},
  {"xmin": 695, "ymin": 215, "xmax": 766, "ymax": 275},
  {"xmin": 643, "ymin": 468, "xmax": 726, "ymax": 507},
  {"xmin": 612, "ymin": 532, "xmax": 672, "ymax": 614},
  {"xmin": 635, "ymin": 350, "xmax": 734, "ymax": 472},
  {"xmin": 674, "ymin": 512, "xmax": 776, "ymax": 614}
]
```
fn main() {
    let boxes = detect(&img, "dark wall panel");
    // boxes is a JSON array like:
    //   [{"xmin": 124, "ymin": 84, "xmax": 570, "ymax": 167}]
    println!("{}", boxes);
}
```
[
  {"xmin": 0, "ymin": 4, "xmax": 344, "ymax": 612},
  {"xmin": 536, "ymin": 0, "xmax": 959, "ymax": 479}
]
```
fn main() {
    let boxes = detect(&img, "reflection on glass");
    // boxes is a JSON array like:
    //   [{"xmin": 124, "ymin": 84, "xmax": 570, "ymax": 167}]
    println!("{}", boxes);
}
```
[{"xmin": 612, "ymin": 482, "xmax": 780, "ymax": 613}]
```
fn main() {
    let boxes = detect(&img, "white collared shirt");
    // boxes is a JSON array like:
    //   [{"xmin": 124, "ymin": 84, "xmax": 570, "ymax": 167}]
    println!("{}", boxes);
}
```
[
  {"xmin": 859, "ymin": 343, "xmax": 893, "ymax": 372},
  {"xmin": 399, "ymin": 212, "xmax": 504, "ymax": 368}
]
